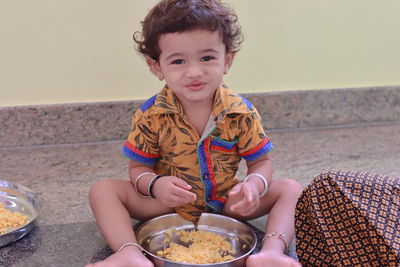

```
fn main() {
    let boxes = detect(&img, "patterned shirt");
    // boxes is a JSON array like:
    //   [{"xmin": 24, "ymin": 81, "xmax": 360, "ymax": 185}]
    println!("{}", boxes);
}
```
[{"xmin": 122, "ymin": 84, "xmax": 273, "ymax": 222}]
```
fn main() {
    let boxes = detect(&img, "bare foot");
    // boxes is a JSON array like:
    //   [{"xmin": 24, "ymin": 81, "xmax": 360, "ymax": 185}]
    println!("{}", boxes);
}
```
[
  {"xmin": 246, "ymin": 250, "xmax": 301, "ymax": 267},
  {"xmin": 85, "ymin": 246, "xmax": 154, "ymax": 267}
]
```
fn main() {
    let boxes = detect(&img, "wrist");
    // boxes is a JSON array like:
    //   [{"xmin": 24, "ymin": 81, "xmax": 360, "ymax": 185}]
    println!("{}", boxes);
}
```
[
  {"xmin": 134, "ymin": 172, "xmax": 155, "ymax": 198},
  {"xmin": 148, "ymin": 174, "xmax": 165, "ymax": 198},
  {"xmin": 262, "ymin": 232, "xmax": 289, "ymax": 252},
  {"xmin": 246, "ymin": 176, "xmax": 264, "ymax": 195},
  {"xmin": 244, "ymin": 173, "xmax": 269, "ymax": 197}
]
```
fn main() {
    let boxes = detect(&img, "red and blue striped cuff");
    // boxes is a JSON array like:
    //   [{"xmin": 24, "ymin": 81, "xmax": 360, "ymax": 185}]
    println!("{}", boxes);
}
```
[
  {"xmin": 240, "ymin": 138, "xmax": 273, "ymax": 161},
  {"xmin": 122, "ymin": 140, "xmax": 160, "ymax": 165}
]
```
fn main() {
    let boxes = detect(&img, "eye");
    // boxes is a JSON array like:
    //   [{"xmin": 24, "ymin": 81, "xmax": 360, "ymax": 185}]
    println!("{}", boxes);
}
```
[
  {"xmin": 201, "ymin": 56, "xmax": 215, "ymax": 62},
  {"xmin": 171, "ymin": 59, "xmax": 184, "ymax": 65}
]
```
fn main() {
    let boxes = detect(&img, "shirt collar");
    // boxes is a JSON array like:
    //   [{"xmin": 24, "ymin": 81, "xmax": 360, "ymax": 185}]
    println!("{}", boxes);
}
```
[
  {"xmin": 150, "ymin": 84, "xmax": 252, "ymax": 121},
  {"xmin": 211, "ymin": 84, "xmax": 252, "ymax": 122},
  {"xmin": 149, "ymin": 85, "xmax": 185, "ymax": 115}
]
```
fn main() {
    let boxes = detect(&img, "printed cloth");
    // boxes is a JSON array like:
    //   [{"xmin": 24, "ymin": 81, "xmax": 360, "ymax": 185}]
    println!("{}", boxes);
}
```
[
  {"xmin": 122, "ymin": 84, "xmax": 273, "ymax": 222},
  {"xmin": 295, "ymin": 170, "xmax": 400, "ymax": 266}
]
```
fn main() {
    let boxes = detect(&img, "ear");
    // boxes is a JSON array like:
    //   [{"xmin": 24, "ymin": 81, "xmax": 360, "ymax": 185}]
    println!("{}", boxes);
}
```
[
  {"xmin": 146, "ymin": 57, "xmax": 164, "ymax": 81},
  {"xmin": 223, "ymin": 52, "xmax": 235, "ymax": 74}
]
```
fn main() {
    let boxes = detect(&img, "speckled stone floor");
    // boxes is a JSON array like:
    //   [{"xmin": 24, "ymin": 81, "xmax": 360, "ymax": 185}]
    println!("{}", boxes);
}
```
[
  {"xmin": 1, "ymin": 122, "xmax": 399, "ymax": 266},
  {"xmin": 1, "ymin": 85, "xmax": 400, "ymax": 266}
]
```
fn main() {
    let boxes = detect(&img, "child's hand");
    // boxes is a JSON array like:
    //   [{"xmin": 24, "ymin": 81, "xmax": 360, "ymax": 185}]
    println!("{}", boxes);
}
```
[
  {"xmin": 246, "ymin": 250, "xmax": 302, "ymax": 267},
  {"xmin": 152, "ymin": 176, "xmax": 197, "ymax": 207},
  {"xmin": 228, "ymin": 181, "xmax": 260, "ymax": 216}
]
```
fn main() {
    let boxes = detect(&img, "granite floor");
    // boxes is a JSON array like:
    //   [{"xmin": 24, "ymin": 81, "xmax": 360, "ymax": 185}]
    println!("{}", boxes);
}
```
[{"xmin": 1, "ymin": 122, "xmax": 399, "ymax": 266}]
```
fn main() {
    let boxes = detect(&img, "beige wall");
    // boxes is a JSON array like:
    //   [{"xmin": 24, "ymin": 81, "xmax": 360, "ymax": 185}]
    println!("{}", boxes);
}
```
[{"xmin": 1, "ymin": 0, "xmax": 399, "ymax": 107}]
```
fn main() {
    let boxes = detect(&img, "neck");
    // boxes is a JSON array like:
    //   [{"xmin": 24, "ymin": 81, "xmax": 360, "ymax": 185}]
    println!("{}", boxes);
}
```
[
  {"xmin": 181, "ymin": 99, "xmax": 213, "ymax": 114},
  {"xmin": 181, "ymin": 100, "xmax": 213, "ymax": 136}
]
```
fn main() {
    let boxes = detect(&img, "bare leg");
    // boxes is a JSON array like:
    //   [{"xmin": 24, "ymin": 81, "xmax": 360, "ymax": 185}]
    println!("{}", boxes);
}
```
[
  {"xmin": 224, "ymin": 178, "xmax": 303, "ymax": 267},
  {"xmin": 85, "ymin": 178, "xmax": 174, "ymax": 267}
]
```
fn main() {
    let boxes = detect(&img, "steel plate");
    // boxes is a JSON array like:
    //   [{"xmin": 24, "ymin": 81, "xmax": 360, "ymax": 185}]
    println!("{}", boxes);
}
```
[
  {"xmin": 0, "ymin": 180, "xmax": 39, "ymax": 247},
  {"xmin": 136, "ymin": 213, "xmax": 257, "ymax": 267}
]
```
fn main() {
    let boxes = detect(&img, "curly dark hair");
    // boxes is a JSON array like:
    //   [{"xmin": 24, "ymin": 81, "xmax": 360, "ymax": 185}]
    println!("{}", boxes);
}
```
[{"xmin": 133, "ymin": 0, "xmax": 243, "ymax": 60}]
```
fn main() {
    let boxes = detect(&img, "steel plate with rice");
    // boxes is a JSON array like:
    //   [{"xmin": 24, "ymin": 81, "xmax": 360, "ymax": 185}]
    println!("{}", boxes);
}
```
[
  {"xmin": 136, "ymin": 213, "xmax": 257, "ymax": 267},
  {"xmin": 0, "ymin": 180, "xmax": 39, "ymax": 247}
]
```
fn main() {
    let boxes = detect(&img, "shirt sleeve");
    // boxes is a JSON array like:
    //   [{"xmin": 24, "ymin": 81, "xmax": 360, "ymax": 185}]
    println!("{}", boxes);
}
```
[
  {"xmin": 121, "ymin": 109, "xmax": 160, "ymax": 165},
  {"xmin": 237, "ymin": 108, "xmax": 273, "ymax": 161}
]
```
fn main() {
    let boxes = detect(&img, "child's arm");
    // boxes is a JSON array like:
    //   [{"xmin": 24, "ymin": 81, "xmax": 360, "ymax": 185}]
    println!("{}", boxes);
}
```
[
  {"xmin": 128, "ymin": 160, "xmax": 196, "ymax": 207},
  {"xmin": 246, "ymin": 153, "xmax": 273, "ymax": 185}
]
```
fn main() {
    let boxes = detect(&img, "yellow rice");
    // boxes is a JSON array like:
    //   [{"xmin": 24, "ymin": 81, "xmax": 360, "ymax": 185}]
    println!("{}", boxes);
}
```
[
  {"xmin": 157, "ymin": 229, "xmax": 236, "ymax": 264},
  {"xmin": 0, "ymin": 203, "xmax": 28, "ymax": 234}
]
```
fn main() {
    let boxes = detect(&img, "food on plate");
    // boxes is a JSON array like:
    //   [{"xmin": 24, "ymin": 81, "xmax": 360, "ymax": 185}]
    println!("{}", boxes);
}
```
[
  {"xmin": 0, "ymin": 203, "xmax": 28, "ymax": 234},
  {"xmin": 157, "ymin": 229, "xmax": 236, "ymax": 264}
]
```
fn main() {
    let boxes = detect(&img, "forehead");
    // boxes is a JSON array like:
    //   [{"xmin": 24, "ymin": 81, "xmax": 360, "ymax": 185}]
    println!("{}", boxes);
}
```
[{"xmin": 158, "ymin": 30, "xmax": 225, "ymax": 56}]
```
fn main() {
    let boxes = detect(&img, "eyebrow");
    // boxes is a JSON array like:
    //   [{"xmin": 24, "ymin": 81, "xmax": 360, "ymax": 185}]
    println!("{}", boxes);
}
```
[
  {"xmin": 165, "ymin": 53, "xmax": 183, "ymax": 61},
  {"xmin": 164, "ymin": 49, "xmax": 219, "ymax": 61}
]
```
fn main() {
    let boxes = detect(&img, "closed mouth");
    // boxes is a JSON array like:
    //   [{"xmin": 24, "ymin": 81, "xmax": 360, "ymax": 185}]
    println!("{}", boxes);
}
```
[{"xmin": 185, "ymin": 81, "xmax": 205, "ymax": 90}]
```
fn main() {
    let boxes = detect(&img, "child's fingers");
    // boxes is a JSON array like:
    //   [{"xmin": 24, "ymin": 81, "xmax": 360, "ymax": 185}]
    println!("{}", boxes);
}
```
[
  {"xmin": 242, "ymin": 183, "xmax": 254, "ymax": 202},
  {"xmin": 231, "ymin": 203, "xmax": 253, "ymax": 216},
  {"xmin": 228, "ymin": 183, "xmax": 243, "ymax": 196},
  {"xmin": 172, "ymin": 177, "xmax": 192, "ymax": 190},
  {"xmin": 156, "ymin": 176, "xmax": 196, "ymax": 204},
  {"xmin": 230, "ymin": 202, "xmax": 242, "ymax": 213},
  {"xmin": 230, "ymin": 197, "xmax": 249, "ymax": 212},
  {"xmin": 174, "ymin": 186, "xmax": 197, "ymax": 201},
  {"xmin": 230, "ymin": 185, "xmax": 259, "ymax": 215}
]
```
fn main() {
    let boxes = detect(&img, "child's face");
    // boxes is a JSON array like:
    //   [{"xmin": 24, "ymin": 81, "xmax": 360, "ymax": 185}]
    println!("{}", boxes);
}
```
[{"xmin": 147, "ymin": 29, "xmax": 234, "ymax": 106}]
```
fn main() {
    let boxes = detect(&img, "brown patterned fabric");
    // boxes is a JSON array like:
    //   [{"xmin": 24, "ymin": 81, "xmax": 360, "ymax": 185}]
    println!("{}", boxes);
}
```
[{"xmin": 295, "ymin": 171, "xmax": 400, "ymax": 266}]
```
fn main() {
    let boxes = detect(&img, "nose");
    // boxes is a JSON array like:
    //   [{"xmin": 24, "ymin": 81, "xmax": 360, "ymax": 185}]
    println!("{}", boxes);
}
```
[{"xmin": 185, "ymin": 62, "xmax": 204, "ymax": 78}]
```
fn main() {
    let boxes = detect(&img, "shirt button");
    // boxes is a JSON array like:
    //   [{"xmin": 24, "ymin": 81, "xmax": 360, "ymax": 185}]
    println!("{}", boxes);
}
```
[{"xmin": 203, "ymin": 174, "xmax": 209, "ymax": 179}]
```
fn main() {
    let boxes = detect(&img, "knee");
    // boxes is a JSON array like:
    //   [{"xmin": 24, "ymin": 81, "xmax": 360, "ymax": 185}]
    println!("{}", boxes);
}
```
[
  {"xmin": 89, "ymin": 178, "xmax": 117, "ymax": 202},
  {"xmin": 272, "ymin": 178, "xmax": 303, "ymax": 197}
]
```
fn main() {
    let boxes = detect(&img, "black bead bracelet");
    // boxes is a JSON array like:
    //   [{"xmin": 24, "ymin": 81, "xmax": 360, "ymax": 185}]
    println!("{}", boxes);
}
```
[{"xmin": 148, "ymin": 174, "xmax": 165, "ymax": 198}]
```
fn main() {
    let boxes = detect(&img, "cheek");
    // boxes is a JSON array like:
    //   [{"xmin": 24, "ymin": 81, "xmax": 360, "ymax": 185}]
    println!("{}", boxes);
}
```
[
  {"xmin": 164, "ymin": 69, "xmax": 179, "ymax": 77},
  {"xmin": 209, "ymin": 66, "xmax": 226, "ymax": 77},
  {"xmin": 163, "ymin": 72, "xmax": 181, "ymax": 85}
]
